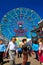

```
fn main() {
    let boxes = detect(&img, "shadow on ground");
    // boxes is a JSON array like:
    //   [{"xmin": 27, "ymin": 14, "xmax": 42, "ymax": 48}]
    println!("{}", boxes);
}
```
[
  {"xmin": 16, "ymin": 62, "xmax": 30, "ymax": 65},
  {"xmin": 3, "ymin": 60, "xmax": 30, "ymax": 65},
  {"xmin": 3, "ymin": 60, "xmax": 9, "ymax": 64}
]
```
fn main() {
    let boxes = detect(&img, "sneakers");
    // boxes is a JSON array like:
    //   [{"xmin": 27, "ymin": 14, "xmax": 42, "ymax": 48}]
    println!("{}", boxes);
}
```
[
  {"xmin": 41, "ymin": 63, "xmax": 43, "ymax": 65},
  {"xmin": 0, "ymin": 62, "xmax": 3, "ymax": 65}
]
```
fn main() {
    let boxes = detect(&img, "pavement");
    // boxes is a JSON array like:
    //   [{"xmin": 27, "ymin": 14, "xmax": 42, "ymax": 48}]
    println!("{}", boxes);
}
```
[{"xmin": 3, "ymin": 54, "xmax": 41, "ymax": 65}]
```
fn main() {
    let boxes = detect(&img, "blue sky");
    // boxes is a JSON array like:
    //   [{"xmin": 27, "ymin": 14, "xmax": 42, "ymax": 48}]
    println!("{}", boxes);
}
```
[{"xmin": 0, "ymin": 0, "xmax": 43, "ymax": 20}]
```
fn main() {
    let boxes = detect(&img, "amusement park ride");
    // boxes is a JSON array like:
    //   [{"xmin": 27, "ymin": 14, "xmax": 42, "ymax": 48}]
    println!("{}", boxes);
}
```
[
  {"xmin": 14, "ymin": 22, "xmax": 28, "ymax": 37},
  {"xmin": 0, "ymin": 8, "xmax": 42, "ymax": 44}
]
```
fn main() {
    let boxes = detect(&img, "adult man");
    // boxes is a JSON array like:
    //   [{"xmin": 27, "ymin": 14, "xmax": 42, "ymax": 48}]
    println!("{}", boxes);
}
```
[{"xmin": 7, "ymin": 36, "xmax": 17, "ymax": 65}]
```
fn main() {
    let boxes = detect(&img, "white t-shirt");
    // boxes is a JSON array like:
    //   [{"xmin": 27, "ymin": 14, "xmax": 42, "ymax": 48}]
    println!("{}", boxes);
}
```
[
  {"xmin": 39, "ymin": 42, "xmax": 43, "ymax": 50},
  {"xmin": 7, "ymin": 41, "xmax": 17, "ymax": 50}
]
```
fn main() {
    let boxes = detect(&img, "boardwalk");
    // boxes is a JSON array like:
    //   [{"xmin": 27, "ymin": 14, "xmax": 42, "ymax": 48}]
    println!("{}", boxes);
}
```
[{"xmin": 3, "ymin": 54, "xmax": 41, "ymax": 65}]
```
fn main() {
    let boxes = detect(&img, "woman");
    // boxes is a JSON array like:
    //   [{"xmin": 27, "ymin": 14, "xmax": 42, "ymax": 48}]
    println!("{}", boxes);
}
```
[
  {"xmin": 38, "ymin": 38, "xmax": 43, "ymax": 65},
  {"xmin": 22, "ymin": 39, "xmax": 28, "ymax": 65},
  {"xmin": 0, "ymin": 39, "xmax": 6, "ymax": 65}
]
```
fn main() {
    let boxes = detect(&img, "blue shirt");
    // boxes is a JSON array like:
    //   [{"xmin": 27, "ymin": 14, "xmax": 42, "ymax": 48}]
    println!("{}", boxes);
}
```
[
  {"xmin": 18, "ymin": 48, "xmax": 22, "ymax": 52},
  {"xmin": 32, "ymin": 43, "xmax": 39, "ymax": 51},
  {"xmin": 0, "ymin": 44, "xmax": 6, "ymax": 52}
]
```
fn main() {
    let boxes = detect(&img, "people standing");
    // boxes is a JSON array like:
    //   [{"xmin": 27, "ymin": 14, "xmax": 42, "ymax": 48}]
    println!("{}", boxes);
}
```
[
  {"xmin": 6, "ymin": 36, "xmax": 17, "ymax": 65},
  {"xmin": 0, "ymin": 39, "xmax": 6, "ymax": 65}
]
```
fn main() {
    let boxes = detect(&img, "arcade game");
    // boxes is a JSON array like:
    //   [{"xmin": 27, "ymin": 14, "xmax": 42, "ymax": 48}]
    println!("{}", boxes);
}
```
[{"xmin": 0, "ymin": 8, "xmax": 41, "ymax": 45}]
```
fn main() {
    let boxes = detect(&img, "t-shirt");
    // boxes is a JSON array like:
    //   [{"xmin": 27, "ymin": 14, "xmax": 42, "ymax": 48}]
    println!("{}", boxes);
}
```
[
  {"xmin": 7, "ymin": 41, "xmax": 17, "ymax": 51},
  {"xmin": 0, "ymin": 44, "xmax": 6, "ymax": 52},
  {"xmin": 18, "ymin": 48, "xmax": 22, "ymax": 52},
  {"xmin": 39, "ymin": 42, "xmax": 43, "ymax": 50},
  {"xmin": 22, "ymin": 44, "xmax": 27, "ymax": 52},
  {"xmin": 22, "ymin": 44, "xmax": 28, "ymax": 56},
  {"xmin": 32, "ymin": 43, "xmax": 39, "ymax": 51}
]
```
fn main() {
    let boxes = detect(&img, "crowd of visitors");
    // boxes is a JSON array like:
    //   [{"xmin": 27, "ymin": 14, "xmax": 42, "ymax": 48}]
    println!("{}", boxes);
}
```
[{"xmin": 0, "ymin": 36, "xmax": 43, "ymax": 65}]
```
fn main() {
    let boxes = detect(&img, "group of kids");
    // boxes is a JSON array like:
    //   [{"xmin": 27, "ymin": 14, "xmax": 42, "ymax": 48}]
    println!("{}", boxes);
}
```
[{"xmin": 0, "ymin": 36, "xmax": 43, "ymax": 65}]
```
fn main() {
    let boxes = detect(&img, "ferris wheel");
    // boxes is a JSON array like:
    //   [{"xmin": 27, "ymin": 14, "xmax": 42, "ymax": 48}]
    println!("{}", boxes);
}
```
[{"xmin": 0, "ymin": 8, "xmax": 41, "ymax": 40}]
